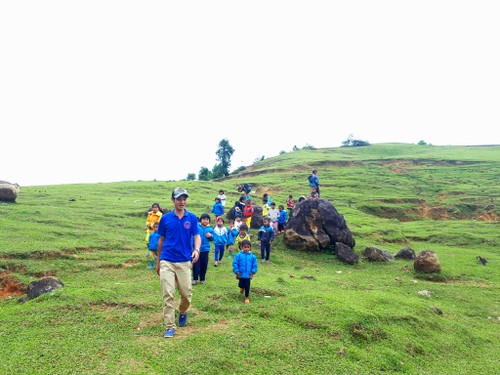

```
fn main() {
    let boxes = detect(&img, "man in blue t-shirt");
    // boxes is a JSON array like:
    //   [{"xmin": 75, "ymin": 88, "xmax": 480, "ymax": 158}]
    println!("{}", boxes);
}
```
[{"xmin": 156, "ymin": 188, "xmax": 201, "ymax": 338}]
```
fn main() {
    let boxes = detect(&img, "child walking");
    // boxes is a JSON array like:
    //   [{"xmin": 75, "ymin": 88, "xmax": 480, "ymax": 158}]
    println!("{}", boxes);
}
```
[
  {"xmin": 258, "ymin": 217, "xmax": 275, "ymax": 263},
  {"xmin": 213, "ymin": 217, "xmax": 228, "ymax": 266},
  {"xmin": 147, "ymin": 222, "xmax": 160, "ymax": 269},
  {"xmin": 211, "ymin": 197, "xmax": 224, "ymax": 221},
  {"xmin": 192, "ymin": 213, "xmax": 214, "ymax": 285},
  {"xmin": 277, "ymin": 204, "xmax": 287, "ymax": 233},
  {"xmin": 286, "ymin": 195, "xmax": 295, "ymax": 213},
  {"xmin": 145, "ymin": 202, "xmax": 163, "ymax": 245},
  {"xmin": 232, "ymin": 239, "xmax": 258, "ymax": 304},
  {"xmin": 234, "ymin": 224, "xmax": 250, "ymax": 252},
  {"xmin": 226, "ymin": 220, "xmax": 239, "ymax": 259},
  {"xmin": 268, "ymin": 202, "xmax": 279, "ymax": 234},
  {"xmin": 242, "ymin": 199, "xmax": 254, "ymax": 229}
]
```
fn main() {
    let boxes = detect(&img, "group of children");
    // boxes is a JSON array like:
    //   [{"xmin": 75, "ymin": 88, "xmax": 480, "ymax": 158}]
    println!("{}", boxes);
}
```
[{"xmin": 143, "ymin": 183, "xmax": 315, "ymax": 304}]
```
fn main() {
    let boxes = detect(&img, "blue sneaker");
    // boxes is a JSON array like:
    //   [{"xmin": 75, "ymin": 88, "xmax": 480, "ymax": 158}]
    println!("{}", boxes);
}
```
[
  {"xmin": 178, "ymin": 313, "xmax": 187, "ymax": 327},
  {"xmin": 163, "ymin": 328, "xmax": 175, "ymax": 338}
]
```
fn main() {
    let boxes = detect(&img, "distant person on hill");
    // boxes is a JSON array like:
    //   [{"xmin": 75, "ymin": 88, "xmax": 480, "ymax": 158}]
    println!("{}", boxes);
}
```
[
  {"xmin": 156, "ymin": 188, "xmax": 200, "ymax": 338},
  {"xmin": 268, "ymin": 202, "xmax": 279, "ymax": 234},
  {"xmin": 309, "ymin": 186, "xmax": 319, "ymax": 199},
  {"xmin": 237, "ymin": 183, "xmax": 252, "ymax": 200},
  {"xmin": 145, "ymin": 202, "xmax": 163, "ymax": 246},
  {"xmin": 192, "ymin": 213, "xmax": 214, "ymax": 285},
  {"xmin": 277, "ymin": 204, "xmax": 287, "ymax": 233},
  {"xmin": 217, "ymin": 189, "xmax": 227, "ymax": 208},
  {"xmin": 308, "ymin": 169, "xmax": 320, "ymax": 197},
  {"xmin": 232, "ymin": 239, "xmax": 258, "ymax": 304},
  {"xmin": 147, "ymin": 222, "xmax": 160, "ymax": 269},
  {"xmin": 211, "ymin": 197, "xmax": 224, "ymax": 221},
  {"xmin": 234, "ymin": 195, "xmax": 246, "ymax": 219},
  {"xmin": 261, "ymin": 197, "xmax": 270, "ymax": 218},
  {"xmin": 262, "ymin": 193, "xmax": 272, "ymax": 205},
  {"xmin": 286, "ymin": 194, "xmax": 295, "ymax": 213},
  {"xmin": 213, "ymin": 217, "xmax": 228, "ymax": 266},
  {"xmin": 242, "ymin": 199, "xmax": 254, "ymax": 229}
]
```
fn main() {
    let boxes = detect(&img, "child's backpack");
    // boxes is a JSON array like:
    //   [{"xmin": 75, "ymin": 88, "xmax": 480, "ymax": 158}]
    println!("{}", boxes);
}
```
[{"xmin": 308, "ymin": 175, "xmax": 315, "ymax": 186}]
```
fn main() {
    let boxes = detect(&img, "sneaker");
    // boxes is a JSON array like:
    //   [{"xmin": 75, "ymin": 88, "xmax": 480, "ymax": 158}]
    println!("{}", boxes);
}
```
[
  {"xmin": 163, "ymin": 328, "xmax": 175, "ymax": 338},
  {"xmin": 244, "ymin": 298, "xmax": 250, "ymax": 304},
  {"xmin": 214, "ymin": 261, "xmax": 218, "ymax": 267},
  {"xmin": 200, "ymin": 280, "xmax": 206, "ymax": 284},
  {"xmin": 178, "ymin": 313, "xmax": 187, "ymax": 327},
  {"xmin": 240, "ymin": 288, "xmax": 244, "ymax": 294},
  {"xmin": 192, "ymin": 280, "xmax": 197, "ymax": 285},
  {"xmin": 261, "ymin": 259, "xmax": 265, "ymax": 263}
]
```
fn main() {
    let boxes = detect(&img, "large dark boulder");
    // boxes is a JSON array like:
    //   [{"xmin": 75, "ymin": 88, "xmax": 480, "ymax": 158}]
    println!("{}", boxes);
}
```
[
  {"xmin": 0, "ymin": 180, "xmax": 20, "ymax": 202},
  {"xmin": 283, "ymin": 198, "xmax": 355, "ymax": 252}
]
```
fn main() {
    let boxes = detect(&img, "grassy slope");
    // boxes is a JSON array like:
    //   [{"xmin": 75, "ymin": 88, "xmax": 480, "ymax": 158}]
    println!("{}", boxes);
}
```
[{"xmin": 0, "ymin": 143, "xmax": 499, "ymax": 374}]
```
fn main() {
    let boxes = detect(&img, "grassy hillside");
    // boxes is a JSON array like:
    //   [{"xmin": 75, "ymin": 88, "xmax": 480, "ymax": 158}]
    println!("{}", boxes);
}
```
[{"xmin": 1, "ymin": 143, "xmax": 499, "ymax": 374}]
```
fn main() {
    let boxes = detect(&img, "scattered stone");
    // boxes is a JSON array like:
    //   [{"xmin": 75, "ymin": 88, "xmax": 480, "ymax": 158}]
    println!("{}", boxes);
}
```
[
  {"xmin": 414, "ymin": 250, "xmax": 441, "ymax": 273},
  {"xmin": 301, "ymin": 275, "xmax": 316, "ymax": 280},
  {"xmin": 335, "ymin": 242, "xmax": 359, "ymax": 265},
  {"xmin": 25, "ymin": 276, "xmax": 64, "ymax": 300},
  {"xmin": 432, "ymin": 306, "xmax": 443, "ymax": 315},
  {"xmin": 417, "ymin": 290, "xmax": 431, "ymax": 298},
  {"xmin": 394, "ymin": 247, "xmax": 416, "ymax": 260},
  {"xmin": 363, "ymin": 247, "xmax": 394, "ymax": 262}
]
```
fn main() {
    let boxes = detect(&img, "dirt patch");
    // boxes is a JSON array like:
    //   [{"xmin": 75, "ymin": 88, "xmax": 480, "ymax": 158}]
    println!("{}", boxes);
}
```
[{"xmin": 0, "ymin": 272, "xmax": 26, "ymax": 300}]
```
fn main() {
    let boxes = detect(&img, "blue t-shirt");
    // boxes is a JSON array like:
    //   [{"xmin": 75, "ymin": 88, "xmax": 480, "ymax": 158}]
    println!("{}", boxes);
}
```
[{"xmin": 158, "ymin": 210, "xmax": 200, "ymax": 262}]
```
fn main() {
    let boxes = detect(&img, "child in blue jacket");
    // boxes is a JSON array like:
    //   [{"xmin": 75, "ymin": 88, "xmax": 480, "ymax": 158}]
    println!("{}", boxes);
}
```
[
  {"xmin": 147, "ymin": 222, "xmax": 160, "ymax": 269},
  {"xmin": 192, "ymin": 213, "xmax": 214, "ymax": 285},
  {"xmin": 232, "ymin": 239, "xmax": 258, "ymax": 304},
  {"xmin": 211, "ymin": 197, "xmax": 224, "ymax": 221},
  {"xmin": 213, "ymin": 217, "xmax": 228, "ymax": 266},
  {"xmin": 258, "ymin": 217, "xmax": 275, "ymax": 263},
  {"xmin": 226, "ymin": 219, "xmax": 239, "ymax": 259},
  {"xmin": 277, "ymin": 204, "xmax": 288, "ymax": 233}
]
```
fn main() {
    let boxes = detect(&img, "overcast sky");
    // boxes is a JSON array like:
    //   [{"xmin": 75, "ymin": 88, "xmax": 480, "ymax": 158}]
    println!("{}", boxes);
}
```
[{"xmin": 1, "ymin": 1, "xmax": 499, "ymax": 187}]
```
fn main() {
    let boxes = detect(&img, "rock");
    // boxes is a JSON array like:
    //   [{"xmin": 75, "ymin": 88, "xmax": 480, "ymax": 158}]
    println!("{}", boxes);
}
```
[
  {"xmin": 283, "ymin": 198, "xmax": 355, "ymax": 252},
  {"xmin": 0, "ymin": 180, "xmax": 20, "ymax": 202},
  {"xmin": 26, "ymin": 276, "xmax": 64, "ymax": 300},
  {"xmin": 335, "ymin": 242, "xmax": 359, "ymax": 265},
  {"xmin": 394, "ymin": 247, "xmax": 416, "ymax": 260},
  {"xmin": 363, "ymin": 247, "xmax": 394, "ymax": 262},
  {"xmin": 414, "ymin": 250, "xmax": 441, "ymax": 273}
]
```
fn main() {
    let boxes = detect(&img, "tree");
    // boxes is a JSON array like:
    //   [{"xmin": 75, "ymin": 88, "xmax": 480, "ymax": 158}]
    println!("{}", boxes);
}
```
[
  {"xmin": 186, "ymin": 173, "xmax": 196, "ymax": 181},
  {"xmin": 215, "ymin": 139, "xmax": 234, "ymax": 177},
  {"xmin": 211, "ymin": 163, "xmax": 225, "ymax": 179},
  {"xmin": 198, "ymin": 167, "xmax": 212, "ymax": 181}
]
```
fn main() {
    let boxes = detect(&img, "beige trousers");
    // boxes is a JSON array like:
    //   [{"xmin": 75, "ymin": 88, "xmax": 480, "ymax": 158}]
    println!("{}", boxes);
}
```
[{"xmin": 159, "ymin": 260, "xmax": 192, "ymax": 330}]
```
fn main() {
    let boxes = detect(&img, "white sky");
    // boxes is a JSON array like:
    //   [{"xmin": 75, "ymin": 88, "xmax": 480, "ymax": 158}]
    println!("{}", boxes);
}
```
[{"xmin": 1, "ymin": 1, "xmax": 499, "ymax": 187}]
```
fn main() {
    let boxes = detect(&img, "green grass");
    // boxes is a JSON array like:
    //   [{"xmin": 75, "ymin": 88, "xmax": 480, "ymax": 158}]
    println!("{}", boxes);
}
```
[{"xmin": 1, "ymin": 143, "xmax": 499, "ymax": 374}]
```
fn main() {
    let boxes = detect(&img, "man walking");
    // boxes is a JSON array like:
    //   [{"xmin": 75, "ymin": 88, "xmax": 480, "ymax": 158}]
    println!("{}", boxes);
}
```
[{"xmin": 156, "ymin": 188, "xmax": 201, "ymax": 338}]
